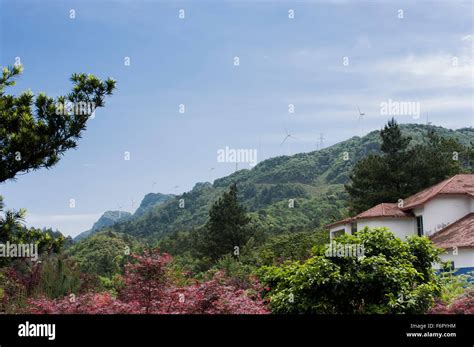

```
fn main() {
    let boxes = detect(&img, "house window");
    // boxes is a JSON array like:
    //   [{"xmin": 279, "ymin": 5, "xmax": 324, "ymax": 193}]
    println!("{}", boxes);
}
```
[
  {"xmin": 351, "ymin": 221, "xmax": 357, "ymax": 235},
  {"xmin": 332, "ymin": 229, "xmax": 345, "ymax": 239},
  {"xmin": 416, "ymin": 216, "xmax": 424, "ymax": 236}
]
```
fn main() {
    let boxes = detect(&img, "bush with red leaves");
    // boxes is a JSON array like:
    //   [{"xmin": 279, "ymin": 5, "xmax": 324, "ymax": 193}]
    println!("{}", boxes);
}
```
[
  {"xmin": 27, "ymin": 292, "xmax": 139, "ymax": 314},
  {"xmin": 429, "ymin": 290, "xmax": 474, "ymax": 314},
  {"xmin": 119, "ymin": 252, "xmax": 172, "ymax": 313},
  {"xmin": 161, "ymin": 272, "xmax": 269, "ymax": 314},
  {"xmin": 27, "ymin": 251, "xmax": 268, "ymax": 314}
]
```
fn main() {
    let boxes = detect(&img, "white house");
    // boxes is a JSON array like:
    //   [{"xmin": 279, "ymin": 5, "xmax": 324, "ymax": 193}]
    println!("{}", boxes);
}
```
[{"xmin": 327, "ymin": 174, "xmax": 474, "ymax": 272}]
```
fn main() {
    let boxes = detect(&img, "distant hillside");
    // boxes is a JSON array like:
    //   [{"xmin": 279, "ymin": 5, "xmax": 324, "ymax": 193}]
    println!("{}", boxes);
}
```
[
  {"xmin": 67, "ymin": 231, "xmax": 140, "ymax": 276},
  {"xmin": 134, "ymin": 193, "xmax": 174, "ymax": 217},
  {"xmin": 74, "ymin": 194, "xmax": 173, "ymax": 241},
  {"xmin": 84, "ymin": 124, "xmax": 473, "ymax": 241},
  {"xmin": 74, "ymin": 210, "xmax": 132, "ymax": 241}
]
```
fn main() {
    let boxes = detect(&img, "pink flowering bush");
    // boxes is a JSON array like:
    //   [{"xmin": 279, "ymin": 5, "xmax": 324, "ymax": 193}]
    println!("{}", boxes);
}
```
[
  {"xmin": 161, "ymin": 272, "xmax": 269, "ymax": 314},
  {"xmin": 26, "ymin": 251, "xmax": 269, "ymax": 314},
  {"xmin": 429, "ymin": 290, "xmax": 474, "ymax": 314},
  {"xmin": 27, "ymin": 292, "xmax": 139, "ymax": 314},
  {"xmin": 118, "ymin": 252, "xmax": 172, "ymax": 313}
]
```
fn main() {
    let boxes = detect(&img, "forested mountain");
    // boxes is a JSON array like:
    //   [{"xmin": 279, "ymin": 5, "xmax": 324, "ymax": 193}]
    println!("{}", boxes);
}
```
[
  {"xmin": 74, "ymin": 210, "xmax": 132, "ymax": 241},
  {"xmin": 81, "ymin": 124, "xmax": 473, "ymax": 241},
  {"xmin": 133, "ymin": 193, "xmax": 174, "ymax": 217}
]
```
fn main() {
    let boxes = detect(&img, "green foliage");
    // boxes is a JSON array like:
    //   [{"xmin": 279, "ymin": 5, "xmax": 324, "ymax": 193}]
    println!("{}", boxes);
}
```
[
  {"xmin": 36, "ymin": 255, "xmax": 82, "ymax": 299},
  {"xmin": 259, "ymin": 227, "xmax": 442, "ymax": 314},
  {"xmin": 67, "ymin": 231, "xmax": 137, "ymax": 277},
  {"xmin": 437, "ymin": 266, "xmax": 474, "ymax": 305},
  {"xmin": 0, "ymin": 65, "xmax": 116, "ymax": 182},
  {"xmin": 200, "ymin": 184, "xmax": 253, "ymax": 261},
  {"xmin": 256, "ymin": 230, "xmax": 328, "ymax": 265},
  {"xmin": 346, "ymin": 119, "xmax": 469, "ymax": 213},
  {"xmin": 75, "ymin": 210, "xmax": 132, "ymax": 241},
  {"xmin": 211, "ymin": 254, "xmax": 257, "ymax": 289},
  {"xmin": 99, "ymin": 274, "xmax": 125, "ymax": 296},
  {"xmin": 0, "ymin": 196, "xmax": 65, "ymax": 266},
  {"xmin": 0, "ymin": 196, "xmax": 26, "ymax": 243},
  {"xmin": 110, "ymin": 182, "xmax": 223, "ymax": 239}
]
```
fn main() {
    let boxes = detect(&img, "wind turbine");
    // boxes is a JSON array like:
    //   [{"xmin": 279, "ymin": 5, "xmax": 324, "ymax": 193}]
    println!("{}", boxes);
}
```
[
  {"xmin": 356, "ymin": 105, "xmax": 365, "ymax": 136},
  {"xmin": 356, "ymin": 105, "xmax": 365, "ymax": 121},
  {"xmin": 152, "ymin": 182, "xmax": 157, "ymax": 191},
  {"xmin": 281, "ymin": 128, "xmax": 297, "ymax": 154}
]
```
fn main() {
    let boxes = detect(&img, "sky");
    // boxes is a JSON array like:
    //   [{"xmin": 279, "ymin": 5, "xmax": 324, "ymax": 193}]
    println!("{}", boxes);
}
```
[{"xmin": 0, "ymin": 0, "xmax": 473, "ymax": 237}]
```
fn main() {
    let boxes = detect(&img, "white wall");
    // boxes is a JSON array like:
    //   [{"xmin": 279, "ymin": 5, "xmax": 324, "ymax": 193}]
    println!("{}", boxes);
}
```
[
  {"xmin": 357, "ymin": 218, "xmax": 416, "ymax": 239},
  {"xmin": 329, "ymin": 218, "xmax": 417, "ymax": 240},
  {"xmin": 413, "ymin": 195, "xmax": 472, "ymax": 236},
  {"xmin": 329, "ymin": 224, "xmax": 351, "ymax": 240},
  {"xmin": 435, "ymin": 248, "xmax": 474, "ymax": 269}
]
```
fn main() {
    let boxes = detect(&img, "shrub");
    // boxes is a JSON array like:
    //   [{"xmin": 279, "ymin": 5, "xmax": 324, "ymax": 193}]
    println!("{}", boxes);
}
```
[
  {"xmin": 429, "ymin": 290, "xmax": 474, "ymax": 314},
  {"xmin": 258, "ymin": 227, "xmax": 442, "ymax": 314},
  {"xmin": 26, "ymin": 251, "xmax": 268, "ymax": 314},
  {"xmin": 28, "ymin": 292, "xmax": 138, "ymax": 314}
]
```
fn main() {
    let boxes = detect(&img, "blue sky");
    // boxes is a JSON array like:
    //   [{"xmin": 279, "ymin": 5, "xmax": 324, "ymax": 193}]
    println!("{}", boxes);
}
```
[{"xmin": 0, "ymin": 0, "xmax": 472, "ymax": 237}]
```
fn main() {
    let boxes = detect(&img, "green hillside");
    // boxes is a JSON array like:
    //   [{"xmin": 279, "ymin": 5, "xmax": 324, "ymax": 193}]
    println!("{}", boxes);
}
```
[
  {"xmin": 94, "ymin": 124, "xmax": 472, "ymax": 241},
  {"xmin": 74, "ymin": 210, "xmax": 132, "ymax": 241}
]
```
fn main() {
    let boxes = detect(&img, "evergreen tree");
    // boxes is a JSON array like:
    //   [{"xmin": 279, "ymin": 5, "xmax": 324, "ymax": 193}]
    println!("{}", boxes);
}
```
[
  {"xmin": 0, "ymin": 65, "xmax": 116, "ymax": 182},
  {"xmin": 380, "ymin": 118, "xmax": 411, "ymax": 155},
  {"xmin": 346, "ymin": 119, "xmax": 411, "ymax": 213},
  {"xmin": 201, "ymin": 184, "xmax": 253, "ymax": 261},
  {"xmin": 407, "ymin": 129, "xmax": 464, "ymax": 190},
  {"xmin": 346, "ymin": 119, "xmax": 464, "ymax": 214},
  {"xmin": 0, "ymin": 65, "xmax": 115, "ymax": 255}
]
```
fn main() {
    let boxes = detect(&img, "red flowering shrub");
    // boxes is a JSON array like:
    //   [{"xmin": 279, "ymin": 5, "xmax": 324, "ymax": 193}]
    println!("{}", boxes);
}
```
[
  {"xmin": 429, "ymin": 290, "xmax": 474, "ymax": 314},
  {"xmin": 28, "ymin": 292, "xmax": 139, "ymax": 314},
  {"xmin": 161, "ymin": 272, "xmax": 269, "ymax": 314},
  {"xmin": 119, "ymin": 252, "xmax": 172, "ymax": 313},
  {"xmin": 25, "ymin": 251, "xmax": 268, "ymax": 314},
  {"xmin": 0, "ymin": 268, "xmax": 28, "ymax": 313}
]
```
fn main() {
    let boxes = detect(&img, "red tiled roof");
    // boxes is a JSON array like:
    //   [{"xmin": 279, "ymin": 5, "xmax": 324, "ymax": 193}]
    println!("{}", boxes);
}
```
[
  {"xmin": 326, "ymin": 203, "xmax": 413, "ymax": 228},
  {"xmin": 326, "ymin": 175, "xmax": 474, "ymax": 230},
  {"xmin": 402, "ymin": 174, "xmax": 474, "ymax": 210},
  {"xmin": 326, "ymin": 217, "xmax": 353, "ymax": 228},
  {"xmin": 429, "ymin": 213, "xmax": 474, "ymax": 249},
  {"xmin": 357, "ymin": 203, "xmax": 413, "ymax": 219}
]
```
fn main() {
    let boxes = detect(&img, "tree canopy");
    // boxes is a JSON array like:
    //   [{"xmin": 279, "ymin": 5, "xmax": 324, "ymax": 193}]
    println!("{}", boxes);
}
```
[
  {"xmin": 0, "ymin": 65, "xmax": 116, "ymax": 182},
  {"xmin": 345, "ymin": 118, "xmax": 468, "ymax": 214},
  {"xmin": 259, "ymin": 227, "xmax": 442, "ymax": 314},
  {"xmin": 201, "ymin": 183, "xmax": 253, "ymax": 261}
]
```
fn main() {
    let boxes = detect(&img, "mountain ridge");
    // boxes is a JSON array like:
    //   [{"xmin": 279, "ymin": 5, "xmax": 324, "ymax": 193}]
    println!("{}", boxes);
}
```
[{"xmin": 78, "ymin": 124, "xmax": 473, "ymax": 242}]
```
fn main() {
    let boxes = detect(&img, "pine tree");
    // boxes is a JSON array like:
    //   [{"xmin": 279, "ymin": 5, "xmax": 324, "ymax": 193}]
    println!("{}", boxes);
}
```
[
  {"xmin": 201, "ymin": 184, "xmax": 253, "ymax": 261},
  {"xmin": 345, "ymin": 119, "xmax": 464, "ymax": 214},
  {"xmin": 0, "ymin": 65, "xmax": 116, "ymax": 182},
  {"xmin": 380, "ymin": 118, "xmax": 411, "ymax": 155},
  {"xmin": 0, "ymin": 65, "xmax": 115, "ymax": 255}
]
